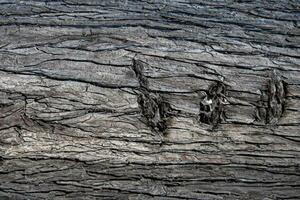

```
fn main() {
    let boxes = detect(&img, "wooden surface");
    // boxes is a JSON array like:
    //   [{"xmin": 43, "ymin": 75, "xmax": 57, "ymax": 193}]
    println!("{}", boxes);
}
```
[{"xmin": 0, "ymin": 1, "xmax": 300, "ymax": 199}]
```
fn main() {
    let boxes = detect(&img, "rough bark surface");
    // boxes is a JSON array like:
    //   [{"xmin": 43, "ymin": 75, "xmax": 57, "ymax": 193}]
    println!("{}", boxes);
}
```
[{"xmin": 0, "ymin": 1, "xmax": 300, "ymax": 199}]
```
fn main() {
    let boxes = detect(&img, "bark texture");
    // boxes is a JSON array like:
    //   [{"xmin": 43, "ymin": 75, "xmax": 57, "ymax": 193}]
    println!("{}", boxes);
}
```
[{"xmin": 0, "ymin": 0, "xmax": 300, "ymax": 199}]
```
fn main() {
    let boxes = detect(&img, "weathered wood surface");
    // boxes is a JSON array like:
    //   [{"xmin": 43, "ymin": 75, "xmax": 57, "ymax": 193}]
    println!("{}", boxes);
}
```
[{"xmin": 0, "ymin": 1, "xmax": 300, "ymax": 199}]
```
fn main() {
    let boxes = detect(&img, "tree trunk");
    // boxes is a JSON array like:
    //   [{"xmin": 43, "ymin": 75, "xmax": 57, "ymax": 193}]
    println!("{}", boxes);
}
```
[{"xmin": 0, "ymin": 1, "xmax": 299, "ymax": 199}]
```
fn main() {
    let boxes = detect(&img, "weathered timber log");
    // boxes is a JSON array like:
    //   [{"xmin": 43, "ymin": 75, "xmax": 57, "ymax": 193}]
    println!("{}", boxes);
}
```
[{"xmin": 0, "ymin": 0, "xmax": 300, "ymax": 200}]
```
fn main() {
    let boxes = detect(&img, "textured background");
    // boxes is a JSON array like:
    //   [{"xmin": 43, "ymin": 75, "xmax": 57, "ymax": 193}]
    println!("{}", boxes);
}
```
[{"xmin": 0, "ymin": 1, "xmax": 300, "ymax": 199}]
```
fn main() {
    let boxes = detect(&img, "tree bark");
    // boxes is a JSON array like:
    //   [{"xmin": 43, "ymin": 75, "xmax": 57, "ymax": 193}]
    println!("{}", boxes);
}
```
[{"xmin": 0, "ymin": 1, "xmax": 300, "ymax": 199}]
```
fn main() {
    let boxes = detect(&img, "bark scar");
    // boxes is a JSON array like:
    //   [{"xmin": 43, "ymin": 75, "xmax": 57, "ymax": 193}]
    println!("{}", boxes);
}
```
[
  {"xmin": 198, "ymin": 81, "xmax": 228, "ymax": 129},
  {"xmin": 266, "ymin": 70, "xmax": 287, "ymax": 124},
  {"xmin": 256, "ymin": 70, "xmax": 287, "ymax": 125},
  {"xmin": 132, "ymin": 59, "xmax": 171, "ymax": 133}
]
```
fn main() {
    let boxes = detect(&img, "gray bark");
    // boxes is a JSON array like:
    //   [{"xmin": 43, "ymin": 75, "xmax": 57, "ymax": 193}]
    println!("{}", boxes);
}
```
[{"xmin": 0, "ymin": 0, "xmax": 300, "ymax": 199}]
